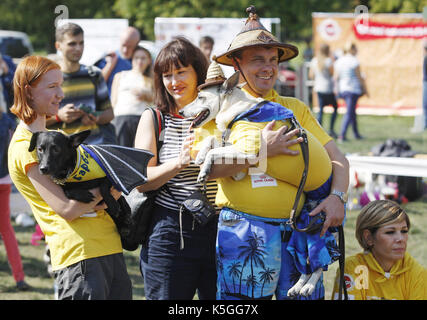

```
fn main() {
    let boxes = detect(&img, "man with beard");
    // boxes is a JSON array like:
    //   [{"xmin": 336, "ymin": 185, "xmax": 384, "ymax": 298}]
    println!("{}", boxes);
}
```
[{"xmin": 47, "ymin": 23, "xmax": 116, "ymax": 145}]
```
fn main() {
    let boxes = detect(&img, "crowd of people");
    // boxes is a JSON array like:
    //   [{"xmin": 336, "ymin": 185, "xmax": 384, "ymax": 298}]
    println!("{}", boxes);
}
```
[
  {"xmin": 1, "ymin": 5, "xmax": 426, "ymax": 300},
  {"xmin": 309, "ymin": 42, "xmax": 368, "ymax": 142}
]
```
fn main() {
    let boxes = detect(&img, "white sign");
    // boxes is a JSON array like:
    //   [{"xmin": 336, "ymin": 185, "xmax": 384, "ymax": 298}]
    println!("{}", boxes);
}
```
[
  {"xmin": 317, "ymin": 18, "xmax": 341, "ymax": 41},
  {"xmin": 56, "ymin": 19, "xmax": 129, "ymax": 65},
  {"xmin": 154, "ymin": 17, "xmax": 280, "ymax": 77}
]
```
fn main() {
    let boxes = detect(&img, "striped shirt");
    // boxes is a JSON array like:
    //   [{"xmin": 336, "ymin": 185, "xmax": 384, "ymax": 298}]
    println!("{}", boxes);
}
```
[
  {"xmin": 155, "ymin": 113, "xmax": 218, "ymax": 211},
  {"xmin": 47, "ymin": 65, "xmax": 111, "ymax": 135}
]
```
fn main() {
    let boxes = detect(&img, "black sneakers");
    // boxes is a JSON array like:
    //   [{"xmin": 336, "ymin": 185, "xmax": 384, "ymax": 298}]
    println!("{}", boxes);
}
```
[{"xmin": 16, "ymin": 280, "xmax": 31, "ymax": 291}]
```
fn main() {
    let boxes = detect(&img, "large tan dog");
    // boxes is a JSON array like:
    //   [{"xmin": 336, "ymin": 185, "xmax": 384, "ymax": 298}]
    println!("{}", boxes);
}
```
[{"xmin": 179, "ymin": 71, "xmax": 332, "ymax": 190}]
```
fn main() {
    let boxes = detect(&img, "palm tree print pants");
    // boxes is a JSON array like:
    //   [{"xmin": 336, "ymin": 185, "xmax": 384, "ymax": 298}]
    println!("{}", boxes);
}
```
[
  {"xmin": 216, "ymin": 177, "xmax": 340, "ymax": 300},
  {"xmin": 216, "ymin": 209, "xmax": 326, "ymax": 300}
]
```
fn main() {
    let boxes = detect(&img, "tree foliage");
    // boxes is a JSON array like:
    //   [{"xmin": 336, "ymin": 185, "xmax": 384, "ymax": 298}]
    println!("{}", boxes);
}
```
[
  {"xmin": 0, "ymin": 0, "xmax": 117, "ymax": 52},
  {"xmin": 113, "ymin": 0, "xmax": 354, "ymax": 41},
  {"xmin": 368, "ymin": 0, "xmax": 426, "ymax": 13},
  {"xmin": 0, "ymin": 0, "xmax": 424, "ymax": 52}
]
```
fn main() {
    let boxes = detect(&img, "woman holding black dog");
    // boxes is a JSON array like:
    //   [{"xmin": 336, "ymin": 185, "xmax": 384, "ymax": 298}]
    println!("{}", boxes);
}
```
[
  {"xmin": 8, "ymin": 55, "xmax": 132, "ymax": 300},
  {"xmin": 134, "ymin": 37, "xmax": 219, "ymax": 300}
]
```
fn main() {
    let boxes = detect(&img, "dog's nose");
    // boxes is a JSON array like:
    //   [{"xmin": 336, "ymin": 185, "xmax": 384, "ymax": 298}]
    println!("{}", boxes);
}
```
[{"xmin": 39, "ymin": 167, "xmax": 49, "ymax": 175}]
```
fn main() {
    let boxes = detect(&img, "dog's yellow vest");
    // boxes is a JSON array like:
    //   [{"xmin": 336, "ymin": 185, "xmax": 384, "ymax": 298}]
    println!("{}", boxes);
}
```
[
  {"xmin": 8, "ymin": 125, "xmax": 122, "ymax": 271},
  {"xmin": 68, "ymin": 145, "xmax": 106, "ymax": 182}
]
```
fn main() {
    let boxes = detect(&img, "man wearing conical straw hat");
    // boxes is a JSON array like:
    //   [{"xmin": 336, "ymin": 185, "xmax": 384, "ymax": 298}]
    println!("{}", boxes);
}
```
[{"xmin": 209, "ymin": 6, "xmax": 349, "ymax": 300}]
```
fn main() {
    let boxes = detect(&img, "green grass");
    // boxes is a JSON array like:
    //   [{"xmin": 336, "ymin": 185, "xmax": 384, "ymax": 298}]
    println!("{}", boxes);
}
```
[
  {"xmin": 0, "ymin": 225, "xmax": 145, "ymax": 300},
  {"xmin": 327, "ymin": 114, "xmax": 427, "ymax": 155},
  {"xmin": 1, "ymin": 114, "xmax": 426, "ymax": 300}
]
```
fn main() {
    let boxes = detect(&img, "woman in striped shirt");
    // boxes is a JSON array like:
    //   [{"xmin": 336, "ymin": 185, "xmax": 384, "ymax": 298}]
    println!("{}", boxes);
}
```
[{"xmin": 134, "ymin": 37, "xmax": 218, "ymax": 300}]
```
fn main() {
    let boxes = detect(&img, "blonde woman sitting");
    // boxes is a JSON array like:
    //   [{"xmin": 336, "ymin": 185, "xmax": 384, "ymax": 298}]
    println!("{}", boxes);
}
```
[{"xmin": 332, "ymin": 199, "xmax": 427, "ymax": 300}]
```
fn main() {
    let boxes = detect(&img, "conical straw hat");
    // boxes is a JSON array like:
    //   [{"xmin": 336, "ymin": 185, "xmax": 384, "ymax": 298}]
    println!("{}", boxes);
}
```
[
  {"xmin": 197, "ymin": 60, "xmax": 227, "ymax": 91},
  {"xmin": 215, "ymin": 5, "xmax": 298, "ymax": 66}
]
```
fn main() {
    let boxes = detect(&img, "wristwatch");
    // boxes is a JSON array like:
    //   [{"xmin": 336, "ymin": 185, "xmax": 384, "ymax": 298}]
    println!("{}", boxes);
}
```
[{"xmin": 330, "ymin": 189, "xmax": 347, "ymax": 204}]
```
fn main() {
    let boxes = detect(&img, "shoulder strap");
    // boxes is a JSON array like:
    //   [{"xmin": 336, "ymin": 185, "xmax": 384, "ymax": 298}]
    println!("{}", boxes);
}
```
[{"xmin": 148, "ymin": 107, "xmax": 165, "ymax": 156}]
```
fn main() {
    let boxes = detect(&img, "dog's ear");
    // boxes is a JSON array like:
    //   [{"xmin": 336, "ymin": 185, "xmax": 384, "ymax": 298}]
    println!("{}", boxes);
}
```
[
  {"xmin": 69, "ymin": 130, "xmax": 91, "ymax": 148},
  {"xmin": 222, "ymin": 71, "xmax": 240, "ymax": 93},
  {"xmin": 28, "ymin": 132, "xmax": 40, "ymax": 152}
]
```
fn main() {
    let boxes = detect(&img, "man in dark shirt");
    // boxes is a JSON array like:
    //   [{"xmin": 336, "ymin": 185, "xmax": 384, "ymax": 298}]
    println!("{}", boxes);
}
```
[{"xmin": 47, "ymin": 23, "xmax": 116, "ymax": 144}]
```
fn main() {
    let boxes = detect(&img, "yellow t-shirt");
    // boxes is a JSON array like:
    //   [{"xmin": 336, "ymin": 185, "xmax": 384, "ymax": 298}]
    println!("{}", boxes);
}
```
[
  {"xmin": 331, "ymin": 252, "xmax": 427, "ymax": 300},
  {"xmin": 229, "ymin": 119, "xmax": 332, "ymax": 191},
  {"xmin": 8, "ymin": 125, "xmax": 122, "ymax": 271},
  {"xmin": 192, "ymin": 120, "xmax": 222, "ymax": 160},
  {"xmin": 212, "ymin": 89, "xmax": 333, "ymax": 218}
]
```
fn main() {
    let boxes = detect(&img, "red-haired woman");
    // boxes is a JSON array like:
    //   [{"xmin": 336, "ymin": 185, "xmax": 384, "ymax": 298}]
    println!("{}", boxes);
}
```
[{"xmin": 8, "ymin": 55, "xmax": 132, "ymax": 300}]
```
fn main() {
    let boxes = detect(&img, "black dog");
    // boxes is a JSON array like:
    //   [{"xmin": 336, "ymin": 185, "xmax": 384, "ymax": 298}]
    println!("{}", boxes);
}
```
[{"xmin": 28, "ymin": 130, "xmax": 136, "ymax": 250}]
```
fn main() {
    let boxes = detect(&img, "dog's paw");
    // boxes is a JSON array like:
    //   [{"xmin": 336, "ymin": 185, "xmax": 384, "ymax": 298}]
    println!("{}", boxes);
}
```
[
  {"xmin": 299, "ymin": 283, "xmax": 316, "ymax": 297},
  {"xmin": 197, "ymin": 172, "xmax": 208, "ymax": 185},
  {"xmin": 197, "ymin": 164, "xmax": 211, "ymax": 184},
  {"xmin": 195, "ymin": 152, "xmax": 206, "ymax": 165},
  {"xmin": 287, "ymin": 283, "xmax": 303, "ymax": 297},
  {"xmin": 286, "ymin": 286, "xmax": 299, "ymax": 297},
  {"xmin": 232, "ymin": 171, "xmax": 247, "ymax": 181},
  {"xmin": 287, "ymin": 274, "xmax": 310, "ymax": 297}
]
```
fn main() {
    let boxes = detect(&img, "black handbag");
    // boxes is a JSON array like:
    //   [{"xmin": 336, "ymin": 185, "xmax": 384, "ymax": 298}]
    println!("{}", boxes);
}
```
[
  {"xmin": 122, "ymin": 107, "xmax": 164, "ymax": 249},
  {"xmin": 180, "ymin": 187, "xmax": 216, "ymax": 227},
  {"xmin": 123, "ymin": 188, "xmax": 159, "ymax": 248}
]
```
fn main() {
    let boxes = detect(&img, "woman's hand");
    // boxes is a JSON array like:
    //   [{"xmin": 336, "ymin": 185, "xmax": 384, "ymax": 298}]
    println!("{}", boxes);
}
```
[
  {"xmin": 89, "ymin": 187, "xmax": 107, "ymax": 211},
  {"xmin": 177, "ymin": 134, "xmax": 194, "ymax": 169}
]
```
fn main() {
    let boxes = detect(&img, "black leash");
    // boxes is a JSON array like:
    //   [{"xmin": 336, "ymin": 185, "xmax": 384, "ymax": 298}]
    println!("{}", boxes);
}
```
[
  {"xmin": 222, "ymin": 97, "xmax": 348, "ymax": 299},
  {"xmin": 337, "ymin": 225, "xmax": 348, "ymax": 300}
]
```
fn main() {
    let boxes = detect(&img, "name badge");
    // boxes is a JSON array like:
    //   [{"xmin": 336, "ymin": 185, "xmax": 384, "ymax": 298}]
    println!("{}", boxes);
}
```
[{"xmin": 251, "ymin": 173, "xmax": 278, "ymax": 188}]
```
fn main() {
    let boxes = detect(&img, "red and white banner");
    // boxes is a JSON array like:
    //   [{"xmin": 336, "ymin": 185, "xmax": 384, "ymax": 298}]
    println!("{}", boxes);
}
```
[
  {"xmin": 354, "ymin": 20, "xmax": 427, "ymax": 40},
  {"xmin": 313, "ymin": 13, "xmax": 425, "ymax": 116}
]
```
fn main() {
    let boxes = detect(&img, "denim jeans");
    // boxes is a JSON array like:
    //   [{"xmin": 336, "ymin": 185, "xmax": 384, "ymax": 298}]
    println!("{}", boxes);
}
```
[
  {"xmin": 339, "ymin": 91, "xmax": 361, "ymax": 138},
  {"xmin": 140, "ymin": 203, "xmax": 218, "ymax": 300},
  {"xmin": 316, "ymin": 92, "xmax": 338, "ymax": 133}
]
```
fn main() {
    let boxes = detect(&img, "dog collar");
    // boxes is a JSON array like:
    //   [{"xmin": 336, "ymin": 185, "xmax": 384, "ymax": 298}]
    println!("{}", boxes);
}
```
[{"xmin": 52, "ymin": 147, "xmax": 82, "ymax": 185}]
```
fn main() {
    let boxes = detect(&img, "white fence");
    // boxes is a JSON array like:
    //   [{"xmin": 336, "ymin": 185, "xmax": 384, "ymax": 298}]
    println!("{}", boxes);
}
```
[{"xmin": 347, "ymin": 155, "xmax": 427, "ymax": 178}]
